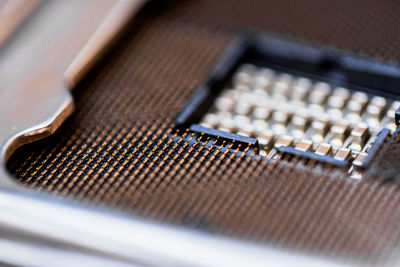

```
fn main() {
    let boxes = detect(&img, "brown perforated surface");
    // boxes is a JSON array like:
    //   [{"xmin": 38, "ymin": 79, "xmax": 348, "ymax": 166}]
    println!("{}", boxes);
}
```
[{"xmin": 7, "ymin": 0, "xmax": 400, "ymax": 264}]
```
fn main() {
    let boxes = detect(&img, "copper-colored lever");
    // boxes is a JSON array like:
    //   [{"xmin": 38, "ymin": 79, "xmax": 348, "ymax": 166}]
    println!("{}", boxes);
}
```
[{"xmin": 0, "ymin": 0, "xmax": 147, "ymax": 189}]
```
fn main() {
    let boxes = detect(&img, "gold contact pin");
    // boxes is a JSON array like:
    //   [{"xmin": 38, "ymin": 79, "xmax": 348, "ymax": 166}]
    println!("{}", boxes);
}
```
[
  {"xmin": 334, "ymin": 148, "xmax": 351, "ymax": 161},
  {"xmin": 315, "ymin": 143, "xmax": 332, "ymax": 156},
  {"xmin": 350, "ymin": 123, "xmax": 369, "ymax": 151},
  {"xmin": 295, "ymin": 139, "xmax": 313, "ymax": 152},
  {"xmin": 274, "ymin": 135, "xmax": 293, "ymax": 148},
  {"xmin": 352, "ymin": 152, "xmax": 368, "ymax": 167}
]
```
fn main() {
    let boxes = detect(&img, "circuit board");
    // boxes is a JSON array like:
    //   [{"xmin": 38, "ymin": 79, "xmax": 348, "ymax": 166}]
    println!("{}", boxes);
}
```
[{"xmin": 6, "ymin": 1, "xmax": 400, "ymax": 266}]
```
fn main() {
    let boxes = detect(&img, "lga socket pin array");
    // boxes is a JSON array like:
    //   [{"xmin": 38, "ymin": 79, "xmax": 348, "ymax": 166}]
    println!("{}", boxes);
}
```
[{"xmin": 200, "ymin": 64, "xmax": 398, "ymax": 167}]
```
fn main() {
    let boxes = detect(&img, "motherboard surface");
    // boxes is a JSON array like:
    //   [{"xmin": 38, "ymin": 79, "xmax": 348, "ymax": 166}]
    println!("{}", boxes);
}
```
[{"xmin": 7, "ymin": 0, "xmax": 400, "ymax": 265}]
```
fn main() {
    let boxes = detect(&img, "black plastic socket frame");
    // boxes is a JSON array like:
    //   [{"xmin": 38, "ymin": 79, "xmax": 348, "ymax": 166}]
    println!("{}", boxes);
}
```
[{"xmin": 174, "ymin": 31, "xmax": 400, "ymax": 166}]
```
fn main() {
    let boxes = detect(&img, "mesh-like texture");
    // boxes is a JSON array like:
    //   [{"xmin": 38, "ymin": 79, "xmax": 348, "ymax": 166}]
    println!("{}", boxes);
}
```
[
  {"xmin": 7, "ymin": 0, "xmax": 400, "ymax": 264},
  {"xmin": 369, "ymin": 129, "xmax": 400, "ymax": 180}
]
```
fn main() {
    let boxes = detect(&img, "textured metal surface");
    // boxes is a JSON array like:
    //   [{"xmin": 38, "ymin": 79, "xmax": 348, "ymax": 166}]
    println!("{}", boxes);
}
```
[
  {"xmin": 0, "ymin": 0, "xmax": 147, "ymax": 188},
  {"xmin": 7, "ymin": 0, "xmax": 400, "ymax": 264}
]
